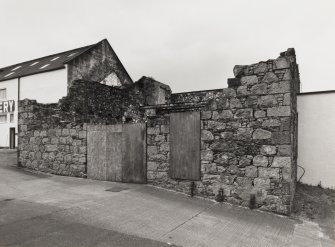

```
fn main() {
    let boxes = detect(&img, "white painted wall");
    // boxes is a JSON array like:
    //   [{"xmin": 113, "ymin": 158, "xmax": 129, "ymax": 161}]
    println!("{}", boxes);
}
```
[
  {"xmin": 0, "ymin": 78, "xmax": 18, "ymax": 147},
  {"xmin": 298, "ymin": 93, "xmax": 335, "ymax": 188},
  {"xmin": 20, "ymin": 68, "xmax": 67, "ymax": 103}
]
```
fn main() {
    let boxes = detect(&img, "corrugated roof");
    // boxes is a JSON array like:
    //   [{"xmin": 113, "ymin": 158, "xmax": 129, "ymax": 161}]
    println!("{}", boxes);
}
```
[{"xmin": 0, "ymin": 43, "xmax": 96, "ymax": 82}]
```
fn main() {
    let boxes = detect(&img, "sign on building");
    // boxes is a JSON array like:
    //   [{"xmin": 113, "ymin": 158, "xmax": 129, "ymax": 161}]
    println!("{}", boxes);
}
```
[{"xmin": 0, "ymin": 100, "xmax": 15, "ymax": 113}]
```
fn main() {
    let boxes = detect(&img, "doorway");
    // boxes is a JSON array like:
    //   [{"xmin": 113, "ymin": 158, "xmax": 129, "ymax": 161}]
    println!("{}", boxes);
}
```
[{"xmin": 9, "ymin": 128, "xmax": 15, "ymax": 149}]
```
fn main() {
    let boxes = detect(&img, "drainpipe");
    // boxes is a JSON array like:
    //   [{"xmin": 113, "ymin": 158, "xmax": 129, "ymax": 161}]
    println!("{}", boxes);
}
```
[{"xmin": 17, "ymin": 77, "xmax": 20, "ymax": 166}]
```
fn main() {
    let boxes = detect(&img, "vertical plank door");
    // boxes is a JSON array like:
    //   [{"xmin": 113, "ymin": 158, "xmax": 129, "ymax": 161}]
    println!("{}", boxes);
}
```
[
  {"xmin": 122, "ymin": 123, "xmax": 147, "ymax": 183},
  {"xmin": 170, "ymin": 112, "xmax": 201, "ymax": 180},
  {"xmin": 87, "ymin": 125, "xmax": 108, "ymax": 180}
]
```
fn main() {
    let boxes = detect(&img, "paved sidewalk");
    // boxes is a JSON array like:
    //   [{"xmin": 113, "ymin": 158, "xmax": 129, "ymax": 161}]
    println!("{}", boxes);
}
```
[{"xmin": 0, "ymin": 150, "xmax": 334, "ymax": 247}]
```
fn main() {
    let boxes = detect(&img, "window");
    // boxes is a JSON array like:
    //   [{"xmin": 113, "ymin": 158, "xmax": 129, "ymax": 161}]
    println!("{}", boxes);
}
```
[
  {"xmin": 0, "ymin": 88, "xmax": 6, "ymax": 99},
  {"xmin": 0, "ymin": 114, "xmax": 7, "ymax": 123},
  {"xmin": 10, "ymin": 114, "xmax": 14, "ymax": 123},
  {"xmin": 30, "ymin": 61, "xmax": 39, "ymax": 66},
  {"xmin": 68, "ymin": 52, "xmax": 76, "ymax": 57},
  {"xmin": 50, "ymin": 56, "xmax": 60, "ymax": 61},
  {"xmin": 11, "ymin": 66, "xmax": 21, "ymax": 71},
  {"xmin": 39, "ymin": 64, "xmax": 50, "ymax": 69},
  {"xmin": 4, "ymin": 72, "xmax": 14, "ymax": 77}
]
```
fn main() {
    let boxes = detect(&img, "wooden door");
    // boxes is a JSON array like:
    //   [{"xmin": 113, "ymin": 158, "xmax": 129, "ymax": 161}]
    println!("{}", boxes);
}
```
[
  {"xmin": 87, "ymin": 123, "xmax": 146, "ymax": 183},
  {"xmin": 122, "ymin": 123, "xmax": 147, "ymax": 183},
  {"xmin": 170, "ymin": 112, "xmax": 200, "ymax": 180}
]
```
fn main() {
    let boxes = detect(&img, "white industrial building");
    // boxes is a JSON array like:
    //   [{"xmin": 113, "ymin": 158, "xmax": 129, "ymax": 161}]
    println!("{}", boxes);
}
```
[{"xmin": 0, "ymin": 39, "xmax": 132, "ymax": 148}]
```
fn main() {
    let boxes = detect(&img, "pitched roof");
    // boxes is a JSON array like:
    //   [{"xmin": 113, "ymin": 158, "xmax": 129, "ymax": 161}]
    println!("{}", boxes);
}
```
[{"xmin": 0, "ymin": 43, "xmax": 96, "ymax": 82}]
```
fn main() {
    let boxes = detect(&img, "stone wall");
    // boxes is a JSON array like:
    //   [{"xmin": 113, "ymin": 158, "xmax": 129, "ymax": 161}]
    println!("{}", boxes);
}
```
[
  {"xmin": 18, "ymin": 80, "xmax": 144, "ymax": 176},
  {"xmin": 18, "ymin": 78, "xmax": 170, "ymax": 177},
  {"xmin": 144, "ymin": 48, "xmax": 300, "ymax": 215}
]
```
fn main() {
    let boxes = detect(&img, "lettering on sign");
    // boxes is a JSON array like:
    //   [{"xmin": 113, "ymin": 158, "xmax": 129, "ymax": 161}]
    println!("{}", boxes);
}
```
[{"xmin": 0, "ymin": 100, "xmax": 15, "ymax": 113}]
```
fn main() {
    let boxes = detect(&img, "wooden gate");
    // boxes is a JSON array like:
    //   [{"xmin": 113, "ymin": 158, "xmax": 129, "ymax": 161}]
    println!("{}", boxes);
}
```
[
  {"xmin": 170, "ymin": 112, "xmax": 201, "ymax": 180},
  {"xmin": 87, "ymin": 123, "xmax": 146, "ymax": 183}
]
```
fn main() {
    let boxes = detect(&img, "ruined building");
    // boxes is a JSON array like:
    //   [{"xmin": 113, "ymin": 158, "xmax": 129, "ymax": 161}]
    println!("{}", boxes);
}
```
[{"xmin": 1, "ymin": 40, "xmax": 300, "ymax": 215}]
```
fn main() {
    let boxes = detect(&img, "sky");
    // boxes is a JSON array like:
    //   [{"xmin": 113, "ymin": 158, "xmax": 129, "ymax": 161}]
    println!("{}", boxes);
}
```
[{"xmin": 0, "ymin": 0, "xmax": 334, "ymax": 93}]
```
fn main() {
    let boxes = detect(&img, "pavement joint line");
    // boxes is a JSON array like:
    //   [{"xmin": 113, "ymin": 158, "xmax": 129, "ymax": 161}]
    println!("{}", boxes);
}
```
[{"xmin": 159, "ymin": 202, "xmax": 219, "ymax": 239}]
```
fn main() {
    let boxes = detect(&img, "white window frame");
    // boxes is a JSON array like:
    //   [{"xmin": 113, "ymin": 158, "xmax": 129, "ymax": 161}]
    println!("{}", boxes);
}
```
[
  {"xmin": 0, "ymin": 114, "xmax": 7, "ymax": 124},
  {"xmin": 0, "ymin": 88, "xmax": 6, "ymax": 99},
  {"xmin": 10, "ymin": 113, "xmax": 14, "ymax": 123}
]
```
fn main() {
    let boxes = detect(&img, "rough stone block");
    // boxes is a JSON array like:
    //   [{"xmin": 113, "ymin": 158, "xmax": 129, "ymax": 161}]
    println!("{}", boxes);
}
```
[
  {"xmin": 262, "ymin": 119, "xmax": 281, "ymax": 127},
  {"xmin": 203, "ymin": 163, "xmax": 217, "ymax": 174},
  {"xmin": 78, "ymin": 146, "xmax": 86, "ymax": 154},
  {"xmin": 253, "ymin": 178, "xmax": 271, "ymax": 189},
  {"xmin": 212, "ymin": 110, "xmax": 233, "ymax": 119},
  {"xmin": 262, "ymin": 72, "xmax": 279, "ymax": 83},
  {"xmin": 147, "ymin": 161, "xmax": 159, "ymax": 171},
  {"xmin": 220, "ymin": 132, "xmax": 234, "ymax": 140},
  {"xmin": 201, "ymin": 130, "xmax": 214, "ymax": 140},
  {"xmin": 234, "ymin": 109, "xmax": 253, "ymax": 118},
  {"xmin": 78, "ymin": 131, "xmax": 86, "ymax": 139},
  {"xmin": 259, "ymin": 95, "xmax": 278, "ymax": 107},
  {"xmin": 253, "ymin": 155, "xmax": 268, "ymax": 167},
  {"xmin": 274, "ymin": 57, "xmax": 290, "ymax": 69},
  {"xmin": 267, "ymin": 106, "xmax": 291, "ymax": 117},
  {"xmin": 51, "ymin": 137, "xmax": 59, "ymax": 145},
  {"xmin": 245, "ymin": 166, "xmax": 258, "ymax": 177},
  {"xmin": 271, "ymin": 156, "xmax": 291, "ymax": 168},
  {"xmin": 253, "ymin": 62, "xmax": 268, "ymax": 74},
  {"xmin": 250, "ymin": 83, "xmax": 267, "ymax": 95},
  {"xmin": 160, "ymin": 143, "xmax": 169, "ymax": 152},
  {"xmin": 252, "ymin": 129, "xmax": 272, "ymax": 139},
  {"xmin": 260, "ymin": 145, "xmax": 277, "ymax": 155},
  {"xmin": 254, "ymin": 110, "xmax": 266, "ymax": 118},
  {"xmin": 147, "ymin": 146, "xmax": 158, "ymax": 156},
  {"xmin": 278, "ymin": 145, "xmax": 291, "ymax": 155},
  {"xmin": 155, "ymin": 135, "xmax": 165, "ymax": 142},
  {"xmin": 227, "ymin": 78, "xmax": 241, "ymax": 88},
  {"xmin": 62, "ymin": 129, "xmax": 70, "ymax": 136},
  {"xmin": 60, "ymin": 137, "xmax": 67, "ymax": 144},
  {"xmin": 283, "ymin": 93, "xmax": 291, "ymax": 105},
  {"xmin": 237, "ymin": 86, "xmax": 249, "ymax": 96},
  {"xmin": 45, "ymin": 145, "xmax": 58, "ymax": 152},
  {"xmin": 241, "ymin": 75, "xmax": 258, "ymax": 86},
  {"xmin": 233, "ymin": 65, "xmax": 247, "ymax": 78},
  {"xmin": 258, "ymin": 167, "xmax": 280, "ymax": 179},
  {"xmin": 160, "ymin": 125, "xmax": 169, "ymax": 133},
  {"xmin": 236, "ymin": 128, "xmax": 253, "ymax": 140},
  {"xmin": 238, "ymin": 156, "xmax": 251, "ymax": 167},
  {"xmin": 236, "ymin": 177, "xmax": 253, "ymax": 187},
  {"xmin": 245, "ymin": 96, "xmax": 258, "ymax": 107},
  {"xmin": 201, "ymin": 150, "xmax": 214, "ymax": 161},
  {"xmin": 227, "ymin": 165, "xmax": 242, "ymax": 175},
  {"xmin": 201, "ymin": 111, "xmax": 212, "ymax": 120},
  {"xmin": 221, "ymin": 175, "xmax": 235, "ymax": 185},
  {"xmin": 147, "ymin": 127, "xmax": 160, "ymax": 135},
  {"xmin": 230, "ymin": 98, "xmax": 242, "ymax": 108},
  {"xmin": 222, "ymin": 88, "xmax": 237, "ymax": 98},
  {"xmin": 268, "ymin": 81, "xmax": 290, "ymax": 94}
]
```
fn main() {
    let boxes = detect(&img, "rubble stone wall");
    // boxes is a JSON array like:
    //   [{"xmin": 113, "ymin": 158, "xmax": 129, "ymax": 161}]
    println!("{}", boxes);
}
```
[
  {"xmin": 18, "ymin": 80, "xmax": 145, "ymax": 177},
  {"xmin": 145, "ymin": 49, "xmax": 300, "ymax": 214}
]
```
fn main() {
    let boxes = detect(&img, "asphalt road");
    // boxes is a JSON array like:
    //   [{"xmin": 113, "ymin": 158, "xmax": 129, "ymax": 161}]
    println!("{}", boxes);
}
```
[{"xmin": 0, "ymin": 149, "xmax": 334, "ymax": 247}]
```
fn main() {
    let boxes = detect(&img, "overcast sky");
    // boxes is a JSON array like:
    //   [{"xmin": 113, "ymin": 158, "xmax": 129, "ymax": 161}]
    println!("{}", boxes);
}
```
[{"xmin": 0, "ymin": 0, "xmax": 334, "ymax": 93}]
